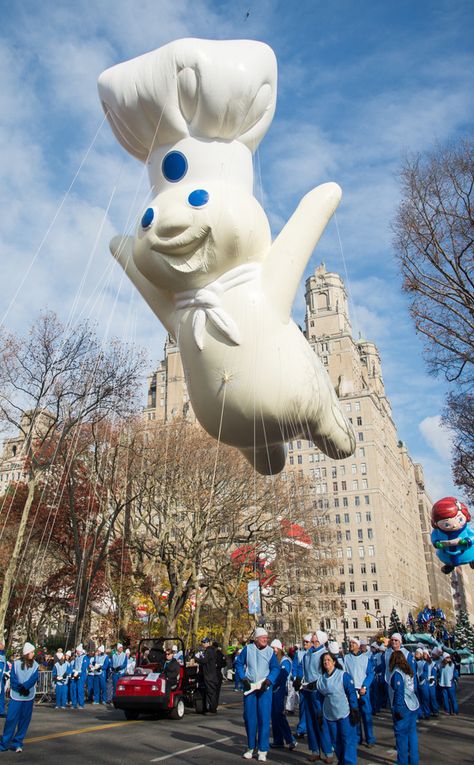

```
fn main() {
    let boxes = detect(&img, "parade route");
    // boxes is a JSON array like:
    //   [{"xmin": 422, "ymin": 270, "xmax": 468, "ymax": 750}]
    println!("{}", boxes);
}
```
[{"xmin": 0, "ymin": 679, "xmax": 467, "ymax": 764}]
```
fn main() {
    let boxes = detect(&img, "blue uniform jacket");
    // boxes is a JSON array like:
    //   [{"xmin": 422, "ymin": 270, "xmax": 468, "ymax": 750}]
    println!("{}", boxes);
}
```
[
  {"xmin": 10, "ymin": 662, "xmax": 39, "ymax": 693},
  {"xmin": 235, "ymin": 645, "xmax": 280, "ymax": 686}
]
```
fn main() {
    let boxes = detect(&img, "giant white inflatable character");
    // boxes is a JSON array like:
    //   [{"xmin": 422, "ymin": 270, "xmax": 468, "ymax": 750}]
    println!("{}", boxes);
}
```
[{"xmin": 98, "ymin": 39, "xmax": 355, "ymax": 474}]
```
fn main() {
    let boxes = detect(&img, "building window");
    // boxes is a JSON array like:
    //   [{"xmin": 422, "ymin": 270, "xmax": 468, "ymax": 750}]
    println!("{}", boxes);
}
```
[
  {"xmin": 340, "ymin": 465, "xmax": 346, "ymax": 475},
  {"xmin": 362, "ymin": 600, "xmax": 369, "ymax": 610},
  {"xmin": 346, "ymin": 403, "xmax": 351, "ymax": 412},
  {"xmin": 343, "ymin": 497, "xmax": 349, "ymax": 507},
  {"xmin": 345, "ymin": 530, "xmax": 351, "ymax": 541},
  {"xmin": 358, "ymin": 546, "xmax": 365, "ymax": 558},
  {"xmin": 344, "ymin": 513, "xmax": 350, "ymax": 523},
  {"xmin": 367, "ymin": 528, "xmax": 373, "ymax": 539},
  {"xmin": 358, "ymin": 432, "xmax": 364, "ymax": 442},
  {"xmin": 337, "ymin": 547, "xmax": 343, "ymax": 558},
  {"xmin": 365, "ymin": 497, "xmax": 370, "ymax": 506},
  {"xmin": 297, "ymin": 440, "xmax": 302, "ymax": 449},
  {"xmin": 358, "ymin": 529, "xmax": 363, "ymax": 541},
  {"xmin": 357, "ymin": 416, "xmax": 362, "ymax": 426},
  {"xmin": 333, "ymin": 482, "xmax": 338, "ymax": 492},
  {"xmin": 335, "ymin": 514, "xmax": 341, "ymax": 524},
  {"xmin": 339, "ymin": 566, "xmax": 345, "ymax": 575},
  {"xmin": 355, "ymin": 401, "xmax": 361, "ymax": 411},
  {"xmin": 351, "ymin": 464, "xmax": 357, "ymax": 474},
  {"xmin": 361, "ymin": 463, "xmax": 367, "ymax": 474},
  {"xmin": 346, "ymin": 547, "xmax": 352, "ymax": 559},
  {"xmin": 355, "ymin": 496, "xmax": 360, "ymax": 507},
  {"xmin": 337, "ymin": 531, "xmax": 342, "ymax": 542},
  {"xmin": 358, "ymin": 447, "xmax": 365, "ymax": 457},
  {"xmin": 368, "ymin": 546, "xmax": 375, "ymax": 557},
  {"xmin": 355, "ymin": 512, "xmax": 361, "ymax": 523},
  {"xmin": 371, "ymin": 563, "xmax": 377, "ymax": 573},
  {"xmin": 362, "ymin": 581, "xmax": 368, "ymax": 592},
  {"xmin": 334, "ymin": 498, "xmax": 340, "ymax": 508},
  {"xmin": 289, "ymin": 456, "xmax": 294, "ymax": 465},
  {"xmin": 350, "ymin": 582, "xmax": 355, "ymax": 593},
  {"xmin": 351, "ymin": 600, "xmax": 357, "ymax": 610},
  {"xmin": 352, "ymin": 480, "xmax": 359, "ymax": 490},
  {"xmin": 341, "ymin": 481, "xmax": 347, "ymax": 491},
  {"xmin": 366, "ymin": 513, "xmax": 372, "ymax": 523},
  {"xmin": 332, "ymin": 467, "xmax": 337, "ymax": 478},
  {"xmin": 361, "ymin": 563, "xmax": 366, "ymax": 574},
  {"xmin": 348, "ymin": 564, "xmax": 354, "ymax": 574},
  {"xmin": 374, "ymin": 598, "xmax": 380, "ymax": 610},
  {"xmin": 323, "ymin": 356, "xmax": 328, "ymax": 365},
  {"xmin": 373, "ymin": 581, "xmax": 378, "ymax": 591},
  {"xmin": 362, "ymin": 479, "xmax": 368, "ymax": 489},
  {"xmin": 297, "ymin": 455, "xmax": 302, "ymax": 464}
]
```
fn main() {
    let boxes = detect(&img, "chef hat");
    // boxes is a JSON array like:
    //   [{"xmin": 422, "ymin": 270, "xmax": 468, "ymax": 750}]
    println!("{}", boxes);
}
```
[
  {"xmin": 172, "ymin": 645, "xmax": 178, "ymax": 652},
  {"xmin": 315, "ymin": 630, "xmax": 328, "ymax": 645},
  {"xmin": 23, "ymin": 642, "xmax": 35, "ymax": 655},
  {"xmin": 390, "ymin": 633, "xmax": 403, "ymax": 643},
  {"xmin": 76, "ymin": 644, "xmax": 84, "ymax": 653},
  {"xmin": 442, "ymin": 652, "xmax": 451, "ymax": 659},
  {"xmin": 359, "ymin": 638, "xmax": 367, "ymax": 646},
  {"xmin": 415, "ymin": 647, "xmax": 424, "ymax": 655},
  {"xmin": 254, "ymin": 628, "xmax": 268, "ymax": 638},
  {"xmin": 56, "ymin": 651, "xmax": 64, "ymax": 659},
  {"xmin": 98, "ymin": 39, "xmax": 277, "ymax": 164},
  {"xmin": 270, "ymin": 639, "xmax": 282, "ymax": 650},
  {"xmin": 303, "ymin": 633, "xmax": 313, "ymax": 642},
  {"xmin": 116, "ymin": 643, "xmax": 123, "ymax": 650},
  {"xmin": 370, "ymin": 642, "xmax": 379, "ymax": 649},
  {"xmin": 328, "ymin": 641, "xmax": 340, "ymax": 654},
  {"xmin": 349, "ymin": 636, "xmax": 360, "ymax": 647},
  {"xmin": 98, "ymin": 645, "xmax": 105, "ymax": 653},
  {"xmin": 65, "ymin": 650, "xmax": 72, "ymax": 657}
]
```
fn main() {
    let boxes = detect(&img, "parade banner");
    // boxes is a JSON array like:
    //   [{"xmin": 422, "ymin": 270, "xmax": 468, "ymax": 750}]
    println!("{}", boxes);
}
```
[{"xmin": 248, "ymin": 580, "xmax": 261, "ymax": 614}]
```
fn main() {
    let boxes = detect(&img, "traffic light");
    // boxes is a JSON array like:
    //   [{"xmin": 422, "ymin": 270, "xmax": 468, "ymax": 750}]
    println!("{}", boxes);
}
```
[{"xmin": 365, "ymin": 615, "xmax": 371, "ymax": 628}]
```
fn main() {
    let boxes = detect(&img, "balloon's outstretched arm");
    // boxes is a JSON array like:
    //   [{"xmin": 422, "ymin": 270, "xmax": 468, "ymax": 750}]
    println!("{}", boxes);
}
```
[
  {"xmin": 264, "ymin": 182, "xmax": 342, "ymax": 322},
  {"xmin": 110, "ymin": 235, "xmax": 177, "ymax": 338}
]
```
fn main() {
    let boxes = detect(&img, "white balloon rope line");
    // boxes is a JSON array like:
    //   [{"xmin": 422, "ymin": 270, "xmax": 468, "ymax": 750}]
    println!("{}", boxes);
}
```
[
  {"xmin": 333, "ymin": 211, "xmax": 360, "ymax": 337},
  {"xmin": 0, "ymin": 113, "xmax": 109, "ymax": 329}
]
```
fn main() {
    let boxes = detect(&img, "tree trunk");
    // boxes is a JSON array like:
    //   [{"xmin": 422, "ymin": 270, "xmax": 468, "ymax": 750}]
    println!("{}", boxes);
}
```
[
  {"xmin": 222, "ymin": 608, "xmax": 234, "ymax": 649},
  {"xmin": 0, "ymin": 475, "xmax": 37, "ymax": 640},
  {"xmin": 191, "ymin": 600, "xmax": 202, "ymax": 647}
]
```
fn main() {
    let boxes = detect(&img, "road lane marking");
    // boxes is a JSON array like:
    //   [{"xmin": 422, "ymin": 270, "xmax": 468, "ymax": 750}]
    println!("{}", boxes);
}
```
[
  {"xmin": 26, "ymin": 720, "xmax": 141, "ymax": 743},
  {"xmin": 150, "ymin": 735, "xmax": 235, "ymax": 762}
]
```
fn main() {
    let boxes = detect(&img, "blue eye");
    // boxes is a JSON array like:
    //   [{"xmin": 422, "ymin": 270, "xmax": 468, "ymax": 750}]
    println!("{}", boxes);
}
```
[
  {"xmin": 162, "ymin": 151, "xmax": 188, "ymax": 182},
  {"xmin": 141, "ymin": 207, "xmax": 155, "ymax": 229},
  {"xmin": 188, "ymin": 189, "xmax": 209, "ymax": 208}
]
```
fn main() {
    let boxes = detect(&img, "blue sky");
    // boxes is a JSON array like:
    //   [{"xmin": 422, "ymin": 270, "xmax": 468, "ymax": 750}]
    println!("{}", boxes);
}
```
[{"xmin": 1, "ymin": 0, "xmax": 473, "ymax": 500}]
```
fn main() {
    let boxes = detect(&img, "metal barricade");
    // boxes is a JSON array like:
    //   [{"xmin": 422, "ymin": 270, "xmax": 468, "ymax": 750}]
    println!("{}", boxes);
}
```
[{"xmin": 35, "ymin": 669, "xmax": 55, "ymax": 705}]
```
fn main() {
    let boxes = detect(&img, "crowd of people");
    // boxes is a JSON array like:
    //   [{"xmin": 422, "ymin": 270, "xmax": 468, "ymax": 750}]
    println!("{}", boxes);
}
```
[
  {"xmin": 231, "ymin": 628, "xmax": 460, "ymax": 764},
  {"xmin": 0, "ymin": 630, "xmax": 461, "ymax": 760}
]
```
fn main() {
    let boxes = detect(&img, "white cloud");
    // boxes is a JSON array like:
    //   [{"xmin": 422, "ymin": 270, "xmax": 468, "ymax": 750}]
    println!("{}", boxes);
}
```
[{"xmin": 419, "ymin": 415, "xmax": 454, "ymax": 462}]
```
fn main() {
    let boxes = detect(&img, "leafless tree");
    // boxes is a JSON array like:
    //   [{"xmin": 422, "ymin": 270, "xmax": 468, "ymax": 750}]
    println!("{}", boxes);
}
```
[
  {"xmin": 393, "ymin": 136, "xmax": 474, "ymax": 386},
  {"xmin": 0, "ymin": 311, "xmax": 145, "ymax": 638}
]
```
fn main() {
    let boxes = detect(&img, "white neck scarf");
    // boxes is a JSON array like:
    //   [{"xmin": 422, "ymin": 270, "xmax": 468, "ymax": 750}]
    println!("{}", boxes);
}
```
[{"xmin": 174, "ymin": 262, "xmax": 260, "ymax": 350}]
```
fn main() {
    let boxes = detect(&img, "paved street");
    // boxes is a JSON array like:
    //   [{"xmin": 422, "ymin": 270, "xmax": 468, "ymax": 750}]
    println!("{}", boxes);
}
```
[{"xmin": 2, "ymin": 679, "xmax": 472, "ymax": 764}]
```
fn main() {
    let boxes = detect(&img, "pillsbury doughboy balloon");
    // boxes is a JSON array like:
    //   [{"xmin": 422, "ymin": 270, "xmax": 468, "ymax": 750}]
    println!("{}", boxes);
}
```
[{"xmin": 98, "ymin": 38, "xmax": 355, "ymax": 474}]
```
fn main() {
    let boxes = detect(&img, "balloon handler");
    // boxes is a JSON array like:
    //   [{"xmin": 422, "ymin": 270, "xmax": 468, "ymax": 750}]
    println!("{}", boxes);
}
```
[
  {"xmin": 430, "ymin": 497, "xmax": 474, "ymax": 574},
  {"xmin": 0, "ymin": 643, "xmax": 39, "ymax": 753}
]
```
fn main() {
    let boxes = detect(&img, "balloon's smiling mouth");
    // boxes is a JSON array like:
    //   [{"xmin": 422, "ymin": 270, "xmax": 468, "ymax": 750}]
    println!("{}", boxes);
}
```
[
  {"xmin": 151, "ymin": 225, "xmax": 211, "ymax": 257},
  {"xmin": 150, "ymin": 226, "xmax": 213, "ymax": 272}
]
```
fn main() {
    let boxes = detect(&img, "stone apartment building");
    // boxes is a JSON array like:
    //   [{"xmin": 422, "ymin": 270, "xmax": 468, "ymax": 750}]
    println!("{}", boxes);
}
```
[{"xmin": 143, "ymin": 263, "xmax": 461, "ymax": 642}]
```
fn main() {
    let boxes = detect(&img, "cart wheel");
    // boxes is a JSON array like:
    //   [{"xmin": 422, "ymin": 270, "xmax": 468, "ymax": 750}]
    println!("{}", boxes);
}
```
[
  {"xmin": 194, "ymin": 694, "xmax": 204, "ymax": 714},
  {"xmin": 124, "ymin": 710, "xmax": 139, "ymax": 720},
  {"xmin": 170, "ymin": 697, "xmax": 185, "ymax": 720}
]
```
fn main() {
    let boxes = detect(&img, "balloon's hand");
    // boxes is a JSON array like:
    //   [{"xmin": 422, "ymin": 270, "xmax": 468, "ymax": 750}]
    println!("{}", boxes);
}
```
[
  {"xmin": 110, "ymin": 235, "xmax": 177, "ymax": 338},
  {"xmin": 264, "ymin": 182, "xmax": 342, "ymax": 322}
]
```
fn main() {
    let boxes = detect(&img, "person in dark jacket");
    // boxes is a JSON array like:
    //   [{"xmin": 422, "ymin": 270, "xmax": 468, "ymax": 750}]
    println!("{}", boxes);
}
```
[
  {"xmin": 195, "ymin": 638, "xmax": 219, "ymax": 713},
  {"xmin": 162, "ymin": 649, "xmax": 181, "ymax": 691}
]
